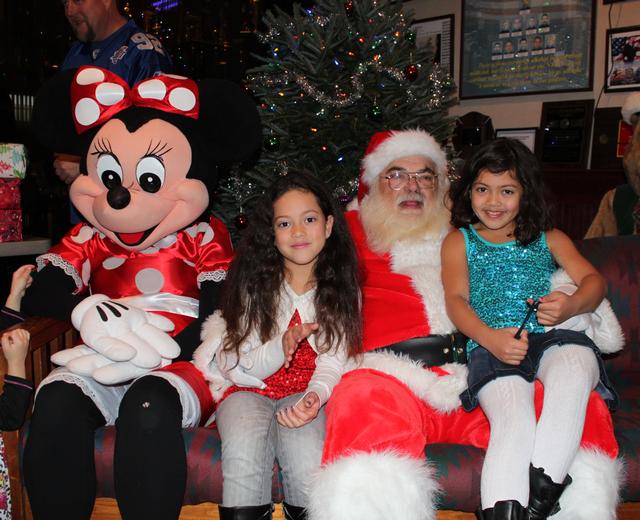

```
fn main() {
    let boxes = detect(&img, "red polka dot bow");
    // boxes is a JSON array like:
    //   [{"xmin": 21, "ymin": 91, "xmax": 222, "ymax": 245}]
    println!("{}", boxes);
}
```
[{"xmin": 70, "ymin": 66, "xmax": 199, "ymax": 134}]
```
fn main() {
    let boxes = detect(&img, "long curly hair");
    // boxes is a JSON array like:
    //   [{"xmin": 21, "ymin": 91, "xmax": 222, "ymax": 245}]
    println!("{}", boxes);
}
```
[
  {"xmin": 221, "ymin": 171, "xmax": 362, "ymax": 359},
  {"xmin": 449, "ymin": 138, "xmax": 553, "ymax": 245}
]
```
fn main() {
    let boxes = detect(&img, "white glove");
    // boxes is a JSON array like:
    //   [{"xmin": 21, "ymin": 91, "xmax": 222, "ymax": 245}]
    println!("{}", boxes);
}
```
[
  {"xmin": 193, "ymin": 311, "xmax": 266, "ymax": 399},
  {"xmin": 216, "ymin": 348, "xmax": 267, "ymax": 390},
  {"xmin": 52, "ymin": 294, "xmax": 180, "ymax": 384}
]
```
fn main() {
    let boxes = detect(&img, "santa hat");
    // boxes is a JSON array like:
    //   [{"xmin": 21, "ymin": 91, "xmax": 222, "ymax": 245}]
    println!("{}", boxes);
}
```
[
  {"xmin": 621, "ymin": 92, "xmax": 640, "ymax": 125},
  {"xmin": 357, "ymin": 129, "xmax": 448, "ymax": 202}
]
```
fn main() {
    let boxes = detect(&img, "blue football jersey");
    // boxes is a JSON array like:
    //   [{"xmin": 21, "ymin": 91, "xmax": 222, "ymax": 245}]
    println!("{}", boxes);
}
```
[{"xmin": 62, "ymin": 20, "xmax": 173, "ymax": 86}]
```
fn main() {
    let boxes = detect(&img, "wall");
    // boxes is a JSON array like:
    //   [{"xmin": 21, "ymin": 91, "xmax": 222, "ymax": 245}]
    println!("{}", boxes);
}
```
[{"xmin": 404, "ymin": 0, "xmax": 640, "ymax": 165}]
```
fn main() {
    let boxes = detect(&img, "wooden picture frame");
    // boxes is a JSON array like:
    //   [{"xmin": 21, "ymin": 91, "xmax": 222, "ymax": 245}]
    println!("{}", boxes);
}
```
[
  {"xmin": 604, "ymin": 25, "xmax": 640, "ymax": 93},
  {"xmin": 537, "ymin": 99, "xmax": 594, "ymax": 169},
  {"xmin": 411, "ymin": 15, "xmax": 455, "ymax": 77},
  {"xmin": 460, "ymin": 0, "xmax": 595, "ymax": 99}
]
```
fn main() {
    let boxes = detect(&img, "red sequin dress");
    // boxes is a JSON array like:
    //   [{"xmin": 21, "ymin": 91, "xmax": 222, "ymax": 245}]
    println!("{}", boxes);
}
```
[{"xmin": 222, "ymin": 310, "xmax": 317, "ymax": 402}]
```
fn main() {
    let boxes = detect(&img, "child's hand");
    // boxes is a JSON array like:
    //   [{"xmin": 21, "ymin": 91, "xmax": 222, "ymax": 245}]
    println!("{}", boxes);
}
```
[
  {"xmin": 276, "ymin": 392, "xmax": 321, "ymax": 428},
  {"xmin": 536, "ymin": 292, "xmax": 576, "ymax": 326},
  {"xmin": 484, "ymin": 328, "xmax": 529, "ymax": 365},
  {"xmin": 282, "ymin": 322, "xmax": 319, "ymax": 368},
  {"xmin": 5, "ymin": 264, "xmax": 35, "ymax": 312},
  {"xmin": 1, "ymin": 328, "xmax": 30, "ymax": 378}
]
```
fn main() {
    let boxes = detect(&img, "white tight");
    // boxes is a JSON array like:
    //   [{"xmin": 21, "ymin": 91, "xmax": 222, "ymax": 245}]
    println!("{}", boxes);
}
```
[{"xmin": 477, "ymin": 344, "xmax": 599, "ymax": 509}]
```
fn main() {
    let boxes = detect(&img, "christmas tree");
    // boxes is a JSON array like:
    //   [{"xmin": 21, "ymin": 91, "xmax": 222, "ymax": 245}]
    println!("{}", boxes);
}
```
[{"xmin": 215, "ymin": 0, "xmax": 457, "ymax": 232}]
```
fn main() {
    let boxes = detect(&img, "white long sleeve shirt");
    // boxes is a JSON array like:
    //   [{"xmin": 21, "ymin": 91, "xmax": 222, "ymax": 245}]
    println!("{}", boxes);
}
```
[{"xmin": 227, "ymin": 282, "xmax": 354, "ymax": 406}]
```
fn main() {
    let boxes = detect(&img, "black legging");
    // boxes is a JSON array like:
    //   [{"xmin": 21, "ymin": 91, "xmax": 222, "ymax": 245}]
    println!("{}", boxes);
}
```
[
  {"xmin": 24, "ymin": 381, "xmax": 106, "ymax": 520},
  {"xmin": 24, "ymin": 377, "xmax": 187, "ymax": 520},
  {"xmin": 115, "ymin": 376, "xmax": 186, "ymax": 520}
]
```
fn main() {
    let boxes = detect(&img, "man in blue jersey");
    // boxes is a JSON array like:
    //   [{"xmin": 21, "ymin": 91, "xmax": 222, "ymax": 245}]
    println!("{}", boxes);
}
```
[{"xmin": 55, "ymin": 0, "xmax": 173, "ymax": 186}]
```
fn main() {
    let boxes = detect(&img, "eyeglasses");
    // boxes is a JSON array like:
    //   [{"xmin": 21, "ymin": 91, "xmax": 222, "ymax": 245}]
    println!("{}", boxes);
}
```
[{"xmin": 383, "ymin": 168, "xmax": 438, "ymax": 191}]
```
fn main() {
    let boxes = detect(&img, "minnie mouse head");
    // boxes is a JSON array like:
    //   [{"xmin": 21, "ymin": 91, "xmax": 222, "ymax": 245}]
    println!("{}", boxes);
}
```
[{"xmin": 32, "ymin": 66, "xmax": 261, "ymax": 251}]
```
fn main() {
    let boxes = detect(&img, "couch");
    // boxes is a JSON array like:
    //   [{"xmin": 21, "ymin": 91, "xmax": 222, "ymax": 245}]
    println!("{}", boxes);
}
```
[{"xmin": 2, "ymin": 234, "xmax": 639, "ymax": 520}]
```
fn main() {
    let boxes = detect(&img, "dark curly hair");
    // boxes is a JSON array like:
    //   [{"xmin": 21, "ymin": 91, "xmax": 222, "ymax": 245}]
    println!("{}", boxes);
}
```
[
  {"xmin": 221, "ymin": 171, "xmax": 362, "ymax": 359},
  {"xmin": 449, "ymin": 138, "xmax": 553, "ymax": 245}
]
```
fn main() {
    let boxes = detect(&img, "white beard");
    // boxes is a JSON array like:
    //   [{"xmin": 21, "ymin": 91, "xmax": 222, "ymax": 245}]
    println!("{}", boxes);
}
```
[
  {"xmin": 360, "ymin": 187, "xmax": 451, "ymax": 254},
  {"xmin": 359, "ymin": 186, "xmax": 454, "ymax": 334}
]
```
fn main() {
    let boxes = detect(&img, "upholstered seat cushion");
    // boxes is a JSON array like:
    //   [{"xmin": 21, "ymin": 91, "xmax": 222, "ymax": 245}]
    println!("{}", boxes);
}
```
[{"xmin": 18, "ymin": 235, "xmax": 640, "ymax": 511}]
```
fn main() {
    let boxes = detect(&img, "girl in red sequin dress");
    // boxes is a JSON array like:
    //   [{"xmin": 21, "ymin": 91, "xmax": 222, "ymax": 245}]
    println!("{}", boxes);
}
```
[{"xmin": 193, "ymin": 171, "xmax": 362, "ymax": 520}]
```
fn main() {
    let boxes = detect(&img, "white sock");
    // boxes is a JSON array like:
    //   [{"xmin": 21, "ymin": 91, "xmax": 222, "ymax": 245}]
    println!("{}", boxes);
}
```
[
  {"xmin": 531, "ymin": 344, "xmax": 599, "ymax": 483},
  {"xmin": 478, "ymin": 376, "xmax": 536, "ymax": 509}
]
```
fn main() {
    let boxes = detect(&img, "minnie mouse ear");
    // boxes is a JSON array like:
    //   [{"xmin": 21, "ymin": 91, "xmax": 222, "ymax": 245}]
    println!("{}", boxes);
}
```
[
  {"xmin": 196, "ymin": 78, "xmax": 262, "ymax": 163},
  {"xmin": 31, "ymin": 68, "xmax": 90, "ymax": 155}
]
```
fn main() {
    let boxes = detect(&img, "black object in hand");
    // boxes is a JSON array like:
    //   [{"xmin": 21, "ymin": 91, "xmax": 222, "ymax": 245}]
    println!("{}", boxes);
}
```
[{"xmin": 514, "ymin": 299, "xmax": 540, "ymax": 339}]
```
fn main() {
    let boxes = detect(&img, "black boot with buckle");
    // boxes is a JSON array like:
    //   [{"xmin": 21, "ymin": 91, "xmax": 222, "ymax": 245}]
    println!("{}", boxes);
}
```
[
  {"xmin": 218, "ymin": 504, "xmax": 273, "ymax": 520},
  {"xmin": 476, "ymin": 500, "xmax": 527, "ymax": 519},
  {"xmin": 527, "ymin": 464, "xmax": 572, "ymax": 519},
  {"xmin": 282, "ymin": 502, "xmax": 307, "ymax": 520}
]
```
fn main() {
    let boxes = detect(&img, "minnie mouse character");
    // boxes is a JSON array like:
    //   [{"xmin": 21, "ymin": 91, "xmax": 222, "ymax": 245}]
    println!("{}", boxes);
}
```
[{"xmin": 21, "ymin": 66, "xmax": 261, "ymax": 520}]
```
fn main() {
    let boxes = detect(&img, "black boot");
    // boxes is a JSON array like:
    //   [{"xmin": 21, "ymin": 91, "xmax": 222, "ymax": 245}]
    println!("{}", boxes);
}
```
[
  {"xmin": 282, "ymin": 502, "xmax": 307, "ymax": 520},
  {"xmin": 476, "ymin": 500, "xmax": 527, "ymax": 519},
  {"xmin": 527, "ymin": 465, "xmax": 572, "ymax": 519},
  {"xmin": 218, "ymin": 504, "xmax": 273, "ymax": 520}
]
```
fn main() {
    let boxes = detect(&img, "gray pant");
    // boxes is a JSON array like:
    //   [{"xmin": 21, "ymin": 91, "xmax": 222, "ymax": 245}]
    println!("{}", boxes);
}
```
[{"xmin": 215, "ymin": 391, "xmax": 326, "ymax": 508}]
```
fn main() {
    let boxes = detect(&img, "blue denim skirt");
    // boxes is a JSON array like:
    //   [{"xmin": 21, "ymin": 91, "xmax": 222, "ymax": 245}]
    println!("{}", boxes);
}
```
[{"xmin": 460, "ymin": 329, "xmax": 618, "ymax": 412}]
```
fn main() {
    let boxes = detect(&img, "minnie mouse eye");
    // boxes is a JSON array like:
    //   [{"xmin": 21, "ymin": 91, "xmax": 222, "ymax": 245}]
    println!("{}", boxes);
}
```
[
  {"xmin": 136, "ymin": 156, "xmax": 165, "ymax": 193},
  {"xmin": 97, "ymin": 154, "xmax": 123, "ymax": 189}
]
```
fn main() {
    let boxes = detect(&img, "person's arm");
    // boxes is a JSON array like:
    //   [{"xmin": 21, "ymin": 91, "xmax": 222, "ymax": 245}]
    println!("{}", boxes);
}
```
[
  {"xmin": 5, "ymin": 264, "xmax": 34, "ymax": 312},
  {"xmin": 539, "ymin": 229, "xmax": 607, "ymax": 326},
  {"xmin": 240, "ymin": 332, "xmax": 287, "ymax": 379},
  {"xmin": 22, "ymin": 265, "xmax": 86, "ymax": 320},
  {"xmin": 53, "ymin": 153, "xmax": 81, "ymax": 185},
  {"xmin": 0, "ymin": 375, "xmax": 33, "ymax": 431},
  {"xmin": 441, "ymin": 229, "xmax": 528, "ymax": 365},
  {"xmin": 174, "ymin": 279, "xmax": 222, "ymax": 362},
  {"xmin": 276, "ymin": 334, "xmax": 353, "ymax": 429},
  {"xmin": 305, "ymin": 343, "xmax": 353, "ymax": 406},
  {"xmin": 178, "ymin": 216, "xmax": 233, "ymax": 361},
  {"xmin": 0, "ymin": 329, "xmax": 33, "ymax": 431}
]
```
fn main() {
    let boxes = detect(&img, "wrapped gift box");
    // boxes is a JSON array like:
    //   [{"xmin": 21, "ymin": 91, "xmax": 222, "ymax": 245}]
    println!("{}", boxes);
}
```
[
  {"xmin": 0, "ymin": 209, "xmax": 22, "ymax": 242},
  {"xmin": 0, "ymin": 178, "xmax": 21, "ymax": 210},
  {"xmin": 0, "ymin": 143, "xmax": 27, "ymax": 179}
]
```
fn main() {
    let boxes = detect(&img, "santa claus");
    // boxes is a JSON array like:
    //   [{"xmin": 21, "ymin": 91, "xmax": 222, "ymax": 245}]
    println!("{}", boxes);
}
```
[{"xmin": 307, "ymin": 129, "xmax": 622, "ymax": 520}]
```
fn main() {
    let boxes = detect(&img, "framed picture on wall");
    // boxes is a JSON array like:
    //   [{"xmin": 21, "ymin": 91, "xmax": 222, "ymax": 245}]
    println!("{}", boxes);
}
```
[
  {"xmin": 590, "ymin": 107, "xmax": 633, "ymax": 169},
  {"xmin": 537, "ymin": 99, "xmax": 594, "ymax": 169},
  {"xmin": 604, "ymin": 25, "xmax": 640, "ymax": 92},
  {"xmin": 460, "ymin": 0, "xmax": 595, "ymax": 99},
  {"xmin": 495, "ymin": 128, "xmax": 538, "ymax": 153},
  {"xmin": 411, "ymin": 15, "xmax": 455, "ymax": 77}
]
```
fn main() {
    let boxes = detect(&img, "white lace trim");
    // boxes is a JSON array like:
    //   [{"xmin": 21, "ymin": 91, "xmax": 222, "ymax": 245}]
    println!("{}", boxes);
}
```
[
  {"xmin": 197, "ymin": 269, "xmax": 227, "ymax": 284},
  {"xmin": 36, "ymin": 370, "xmax": 129, "ymax": 425},
  {"xmin": 36, "ymin": 253, "xmax": 83, "ymax": 291}
]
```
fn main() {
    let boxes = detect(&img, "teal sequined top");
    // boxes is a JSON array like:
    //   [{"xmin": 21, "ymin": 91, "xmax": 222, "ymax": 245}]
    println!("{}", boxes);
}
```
[{"xmin": 461, "ymin": 226, "xmax": 556, "ymax": 353}]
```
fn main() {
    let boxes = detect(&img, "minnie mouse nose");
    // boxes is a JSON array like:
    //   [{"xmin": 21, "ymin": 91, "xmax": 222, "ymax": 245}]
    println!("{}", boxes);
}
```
[{"xmin": 107, "ymin": 185, "xmax": 131, "ymax": 210}]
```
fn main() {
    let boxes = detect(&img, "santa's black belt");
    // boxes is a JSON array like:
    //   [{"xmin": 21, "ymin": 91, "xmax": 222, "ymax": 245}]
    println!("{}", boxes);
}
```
[{"xmin": 374, "ymin": 333, "xmax": 467, "ymax": 366}]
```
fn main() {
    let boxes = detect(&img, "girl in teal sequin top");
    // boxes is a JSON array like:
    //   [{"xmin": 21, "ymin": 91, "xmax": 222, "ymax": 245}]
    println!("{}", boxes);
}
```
[{"xmin": 442, "ymin": 139, "xmax": 615, "ymax": 519}]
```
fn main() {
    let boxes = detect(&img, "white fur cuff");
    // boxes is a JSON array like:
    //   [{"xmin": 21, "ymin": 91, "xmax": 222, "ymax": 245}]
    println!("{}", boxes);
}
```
[
  {"xmin": 356, "ymin": 351, "xmax": 467, "ymax": 412},
  {"xmin": 308, "ymin": 451, "xmax": 439, "ymax": 520},
  {"xmin": 557, "ymin": 449, "xmax": 622, "ymax": 520}
]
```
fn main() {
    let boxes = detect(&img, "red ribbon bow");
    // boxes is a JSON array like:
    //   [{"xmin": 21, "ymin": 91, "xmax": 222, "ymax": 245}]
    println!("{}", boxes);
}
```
[{"xmin": 70, "ymin": 66, "xmax": 199, "ymax": 134}]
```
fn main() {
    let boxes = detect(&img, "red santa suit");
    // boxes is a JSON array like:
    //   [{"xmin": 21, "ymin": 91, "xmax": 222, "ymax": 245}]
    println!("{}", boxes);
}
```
[{"xmin": 308, "ymin": 130, "xmax": 621, "ymax": 520}]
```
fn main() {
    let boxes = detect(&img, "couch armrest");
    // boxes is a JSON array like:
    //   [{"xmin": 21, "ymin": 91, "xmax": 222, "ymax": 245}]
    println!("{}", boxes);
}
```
[{"xmin": 0, "ymin": 316, "xmax": 77, "ymax": 520}]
